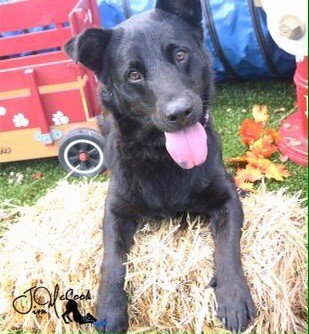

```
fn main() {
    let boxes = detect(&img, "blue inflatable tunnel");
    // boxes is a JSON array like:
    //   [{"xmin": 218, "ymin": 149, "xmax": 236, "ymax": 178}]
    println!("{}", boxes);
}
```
[{"xmin": 97, "ymin": 0, "xmax": 295, "ymax": 81}]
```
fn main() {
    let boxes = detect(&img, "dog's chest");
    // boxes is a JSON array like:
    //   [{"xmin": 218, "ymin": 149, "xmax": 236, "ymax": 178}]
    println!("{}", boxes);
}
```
[{"xmin": 121, "ymin": 165, "xmax": 208, "ymax": 217}]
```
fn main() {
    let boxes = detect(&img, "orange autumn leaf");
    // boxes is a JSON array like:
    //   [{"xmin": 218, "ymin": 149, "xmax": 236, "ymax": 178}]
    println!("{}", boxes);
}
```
[
  {"xmin": 234, "ymin": 166, "xmax": 261, "ymax": 192},
  {"xmin": 235, "ymin": 165, "xmax": 263, "ymax": 183},
  {"xmin": 226, "ymin": 154, "xmax": 248, "ymax": 163},
  {"xmin": 33, "ymin": 172, "xmax": 43, "ymax": 180},
  {"xmin": 228, "ymin": 105, "xmax": 291, "ymax": 188},
  {"xmin": 276, "ymin": 164, "xmax": 291, "ymax": 178},
  {"xmin": 235, "ymin": 179, "xmax": 255, "ymax": 192},
  {"xmin": 246, "ymin": 153, "xmax": 272, "ymax": 173},
  {"xmin": 246, "ymin": 153, "xmax": 290, "ymax": 181},
  {"xmin": 252, "ymin": 104, "xmax": 269, "ymax": 125},
  {"xmin": 240, "ymin": 119, "xmax": 264, "ymax": 145},
  {"xmin": 250, "ymin": 135, "xmax": 278, "ymax": 158},
  {"xmin": 265, "ymin": 128, "xmax": 281, "ymax": 144},
  {"xmin": 234, "ymin": 172, "xmax": 254, "ymax": 190},
  {"xmin": 264, "ymin": 163, "xmax": 291, "ymax": 181}
]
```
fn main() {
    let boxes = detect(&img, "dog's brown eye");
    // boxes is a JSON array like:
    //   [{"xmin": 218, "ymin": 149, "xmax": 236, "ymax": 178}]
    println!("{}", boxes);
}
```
[
  {"xmin": 128, "ymin": 70, "xmax": 143, "ymax": 82},
  {"xmin": 174, "ymin": 50, "xmax": 188, "ymax": 63}
]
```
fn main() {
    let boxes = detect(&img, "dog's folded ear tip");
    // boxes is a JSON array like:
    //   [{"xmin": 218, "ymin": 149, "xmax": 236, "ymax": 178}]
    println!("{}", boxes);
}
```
[{"xmin": 62, "ymin": 29, "xmax": 112, "ymax": 71}]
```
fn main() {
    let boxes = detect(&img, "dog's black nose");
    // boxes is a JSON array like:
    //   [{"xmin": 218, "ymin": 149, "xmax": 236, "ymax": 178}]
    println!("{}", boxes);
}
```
[{"xmin": 165, "ymin": 98, "xmax": 194, "ymax": 125}]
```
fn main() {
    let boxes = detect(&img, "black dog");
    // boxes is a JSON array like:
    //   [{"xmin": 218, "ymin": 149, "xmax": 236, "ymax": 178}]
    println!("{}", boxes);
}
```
[{"xmin": 65, "ymin": 0, "xmax": 256, "ymax": 332}]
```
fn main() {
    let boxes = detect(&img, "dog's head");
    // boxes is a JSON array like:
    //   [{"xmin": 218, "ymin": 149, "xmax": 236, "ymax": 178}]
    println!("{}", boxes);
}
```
[
  {"xmin": 65, "ymin": 0, "xmax": 212, "ymax": 131},
  {"xmin": 65, "ymin": 0, "xmax": 213, "ymax": 168}
]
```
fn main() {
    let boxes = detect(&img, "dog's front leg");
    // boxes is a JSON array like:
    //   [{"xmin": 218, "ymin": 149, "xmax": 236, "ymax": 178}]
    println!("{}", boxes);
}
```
[
  {"xmin": 95, "ymin": 200, "xmax": 138, "ymax": 333},
  {"xmin": 209, "ymin": 191, "xmax": 256, "ymax": 332}
]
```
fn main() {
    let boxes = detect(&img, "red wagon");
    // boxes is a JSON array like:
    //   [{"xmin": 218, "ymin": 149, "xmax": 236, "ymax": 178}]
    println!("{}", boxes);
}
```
[{"xmin": 0, "ymin": 0, "xmax": 106, "ymax": 176}]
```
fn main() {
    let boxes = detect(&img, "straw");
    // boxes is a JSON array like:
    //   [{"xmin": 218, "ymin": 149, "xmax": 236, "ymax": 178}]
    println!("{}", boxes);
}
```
[{"xmin": 0, "ymin": 180, "xmax": 307, "ymax": 333}]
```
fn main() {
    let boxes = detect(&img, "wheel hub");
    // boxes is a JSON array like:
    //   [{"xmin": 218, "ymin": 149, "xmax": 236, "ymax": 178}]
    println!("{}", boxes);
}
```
[{"xmin": 79, "ymin": 152, "xmax": 89, "ymax": 162}]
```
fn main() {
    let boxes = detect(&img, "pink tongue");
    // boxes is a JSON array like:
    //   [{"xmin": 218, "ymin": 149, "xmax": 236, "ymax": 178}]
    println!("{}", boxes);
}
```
[{"xmin": 164, "ymin": 122, "xmax": 208, "ymax": 169}]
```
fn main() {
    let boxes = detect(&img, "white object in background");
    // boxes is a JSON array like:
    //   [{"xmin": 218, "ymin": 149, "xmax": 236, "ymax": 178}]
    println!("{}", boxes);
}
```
[
  {"xmin": 52, "ymin": 111, "xmax": 70, "ymax": 126},
  {"xmin": 0, "ymin": 106, "xmax": 7, "ymax": 116},
  {"xmin": 261, "ymin": 0, "xmax": 307, "ymax": 61},
  {"xmin": 13, "ymin": 113, "xmax": 29, "ymax": 128}
]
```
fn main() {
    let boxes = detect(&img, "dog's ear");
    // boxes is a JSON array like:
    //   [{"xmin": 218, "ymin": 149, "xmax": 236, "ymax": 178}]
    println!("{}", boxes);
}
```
[
  {"xmin": 64, "ymin": 28, "xmax": 112, "ymax": 73},
  {"xmin": 155, "ymin": 0, "xmax": 202, "ymax": 28}
]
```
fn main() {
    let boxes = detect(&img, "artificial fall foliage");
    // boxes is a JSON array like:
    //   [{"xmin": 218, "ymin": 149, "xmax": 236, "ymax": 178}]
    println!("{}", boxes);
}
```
[{"xmin": 227, "ymin": 105, "xmax": 290, "ymax": 191}]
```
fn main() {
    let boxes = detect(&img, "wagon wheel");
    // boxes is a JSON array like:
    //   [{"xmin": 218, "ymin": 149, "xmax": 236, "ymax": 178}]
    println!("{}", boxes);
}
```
[{"xmin": 58, "ymin": 128, "xmax": 105, "ymax": 177}]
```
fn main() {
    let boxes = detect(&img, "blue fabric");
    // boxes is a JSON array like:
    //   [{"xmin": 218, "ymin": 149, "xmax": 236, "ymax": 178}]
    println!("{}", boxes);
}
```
[
  {"xmin": 97, "ymin": 0, "xmax": 127, "ymax": 28},
  {"xmin": 204, "ymin": 0, "xmax": 270, "ymax": 80},
  {"xmin": 96, "ymin": 0, "xmax": 295, "ymax": 81}
]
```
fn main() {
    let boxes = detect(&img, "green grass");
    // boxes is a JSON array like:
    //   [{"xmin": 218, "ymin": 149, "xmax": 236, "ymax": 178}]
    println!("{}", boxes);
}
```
[
  {"xmin": 0, "ymin": 158, "xmax": 64, "ymax": 207},
  {"xmin": 0, "ymin": 158, "xmax": 108, "ymax": 208},
  {"xmin": 0, "ymin": 80, "xmax": 307, "ymax": 208}
]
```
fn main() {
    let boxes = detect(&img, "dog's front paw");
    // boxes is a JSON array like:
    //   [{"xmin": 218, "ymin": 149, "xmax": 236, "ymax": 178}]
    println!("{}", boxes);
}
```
[
  {"xmin": 215, "ymin": 278, "xmax": 256, "ymax": 332},
  {"xmin": 95, "ymin": 306, "xmax": 128, "ymax": 333},
  {"xmin": 95, "ymin": 292, "xmax": 129, "ymax": 334}
]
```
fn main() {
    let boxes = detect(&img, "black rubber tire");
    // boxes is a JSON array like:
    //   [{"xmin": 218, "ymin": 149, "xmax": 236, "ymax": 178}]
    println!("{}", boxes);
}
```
[{"xmin": 58, "ymin": 128, "xmax": 105, "ymax": 177}]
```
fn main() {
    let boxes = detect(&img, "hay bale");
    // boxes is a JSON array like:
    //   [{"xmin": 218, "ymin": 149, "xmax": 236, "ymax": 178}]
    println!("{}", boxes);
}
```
[{"xmin": 0, "ymin": 180, "xmax": 307, "ymax": 333}]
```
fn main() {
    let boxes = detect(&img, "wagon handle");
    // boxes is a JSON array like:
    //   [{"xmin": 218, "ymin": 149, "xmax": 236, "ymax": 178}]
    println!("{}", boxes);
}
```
[{"xmin": 68, "ymin": 0, "xmax": 101, "ymax": 36}]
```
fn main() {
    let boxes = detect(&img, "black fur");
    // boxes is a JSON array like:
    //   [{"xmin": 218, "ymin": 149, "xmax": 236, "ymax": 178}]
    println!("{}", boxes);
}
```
[{"xmin": 65, "ymin": 0, "xmax": 256, "ymax": 332}]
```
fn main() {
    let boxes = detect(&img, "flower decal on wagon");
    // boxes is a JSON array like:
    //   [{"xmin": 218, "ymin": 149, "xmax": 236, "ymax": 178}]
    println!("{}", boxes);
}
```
[
  {"xmin": 0, "ymin": 106, "xmax": 7, "ymax": 116},
  {"xmin": 13, "ymin": 113, "xmax": 29, "ymax": 128},
  {"xmin": 52, "ymin": 111, "xmax": 69, "ymax": 126}
]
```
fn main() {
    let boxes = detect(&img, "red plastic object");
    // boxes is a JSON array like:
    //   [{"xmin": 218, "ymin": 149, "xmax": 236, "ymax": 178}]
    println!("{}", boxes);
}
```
[
  {"xmin": 278, "ymin": 56, "xmax": 308, "ymax": 166},
  {"xmin": 0, "ymin": 0, "xmax": 102, "ymax": 163}
]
